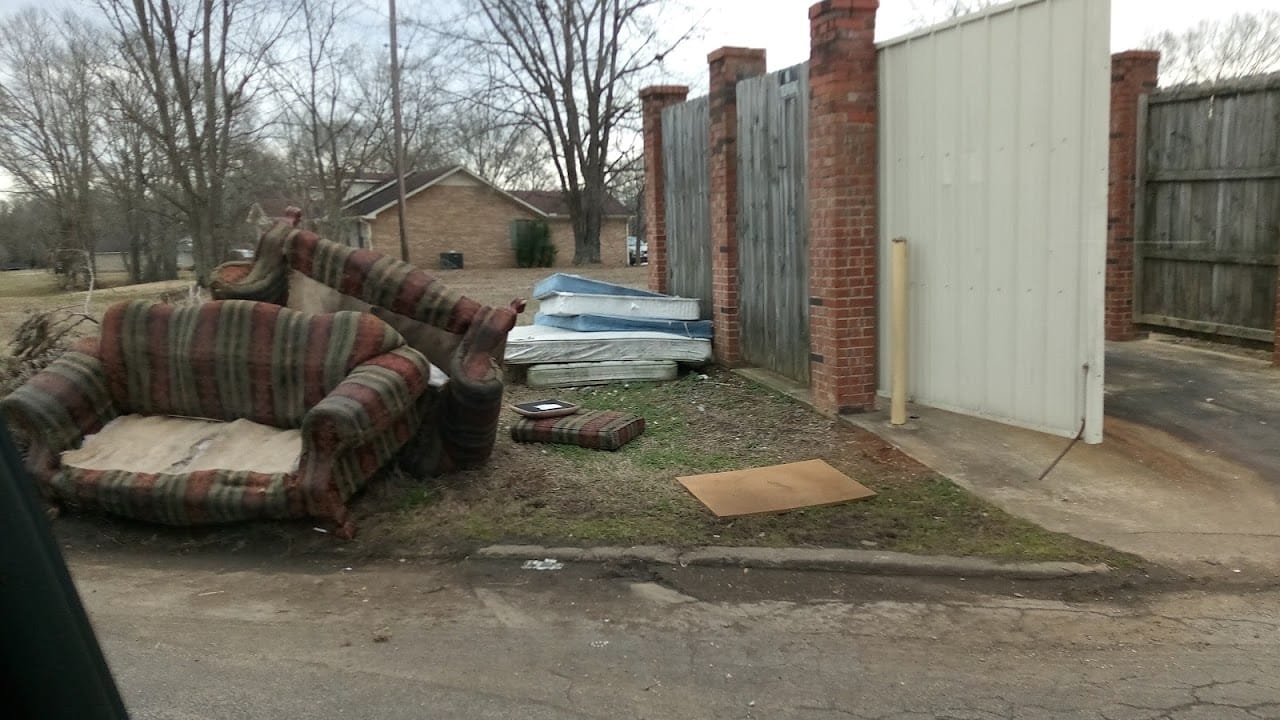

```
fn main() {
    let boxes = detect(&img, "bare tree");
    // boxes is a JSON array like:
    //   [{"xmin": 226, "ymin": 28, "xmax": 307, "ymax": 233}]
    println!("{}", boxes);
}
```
[
  {"xmin": 0, "ymin": 10, "xmax": 103, "ymax": 266},
  {"xmin": 378, "ymin": 28, "xmax": 450, "ymax": 176},
  {"xmin": 96, "ymin": 66, "xmax": 184, "ymax": 283},
  {"xmin": 446, "ymin": 98, "xmax": 558, "ymax": 190},
  {"xmin": 456, "ymin": 0, "xmax": 693, "ymax": 264},
  {"xmin": 271, "ymin": 0, "xmax": 390, "ymax": 237},
  {"xmin": 907, "ymin": 0, "xmax": 999, "ymax": 27},
  {"xmin": 97, "ymin": 0, "xmax": 293, "ymax": 284},
  {"xmin": 0, "ymin": 197, "xmax": 60, "ymax": 268},
  {"xmin": 1145, "ymin": 10, "xmax": 1280, "ymax": 86}
]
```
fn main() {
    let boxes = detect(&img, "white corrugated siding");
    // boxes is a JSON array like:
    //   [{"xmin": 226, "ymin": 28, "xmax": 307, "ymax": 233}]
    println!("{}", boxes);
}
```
[{"xmin": 877, "ymin": 0, "xmax": 1110, "ymax": 442}]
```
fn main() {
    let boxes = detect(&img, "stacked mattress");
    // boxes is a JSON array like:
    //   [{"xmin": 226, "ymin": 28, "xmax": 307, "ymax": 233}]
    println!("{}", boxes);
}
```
[{"xmin": 506, "ymin": 274, "xmax": 711, "ymax": 387}]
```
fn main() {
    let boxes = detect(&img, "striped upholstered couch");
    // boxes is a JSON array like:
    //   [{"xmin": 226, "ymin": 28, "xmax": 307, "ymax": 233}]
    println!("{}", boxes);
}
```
[
  {"xmin": 210, "ymin": 215, "xmax": 523, "ymax": 475},
  {"xmin": 1, "ymin": 300, "xmax": 430, "ymax": 537}
]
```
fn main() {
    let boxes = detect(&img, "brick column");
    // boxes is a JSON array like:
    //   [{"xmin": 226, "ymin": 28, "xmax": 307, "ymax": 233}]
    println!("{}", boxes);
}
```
[
  {"xmin": 806, "ymin": 0, "xmax": 879, "ymax": 415},
  {"xmin": 707, "ymin": 47, "xmax": 767, "ymax": 365},
  {"xmin": 640, "ymin": 85, "xmax": 690, "ymax": 294},
  {"xmin": 1106, "ymin": 50, "xmax": 1160, "ymax": 341}
]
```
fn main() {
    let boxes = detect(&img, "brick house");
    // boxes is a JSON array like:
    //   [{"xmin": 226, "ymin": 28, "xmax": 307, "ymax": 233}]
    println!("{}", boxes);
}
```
[{"xmin": 341, "ymin": 165, "xmax": 632, "ymax": 269}]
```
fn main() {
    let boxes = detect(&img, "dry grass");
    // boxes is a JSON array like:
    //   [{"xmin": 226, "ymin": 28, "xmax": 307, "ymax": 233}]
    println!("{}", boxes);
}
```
[
  {"xmin": 356, "ymin": 368, "xmax": 1132, "ymax": 565},
  {"xmin": 3, "ymin": 263, "xmax": 1131, "ymax": 565},
  {"xmin": 0, "ymin": 269, "xmax": 197, "ymax": 355}
]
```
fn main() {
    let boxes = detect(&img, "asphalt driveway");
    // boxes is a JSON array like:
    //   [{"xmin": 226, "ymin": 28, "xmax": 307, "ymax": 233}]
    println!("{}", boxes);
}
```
[{"xmin": 1105, "ymin": 339, "xmax": 1280, "ymax": 482}]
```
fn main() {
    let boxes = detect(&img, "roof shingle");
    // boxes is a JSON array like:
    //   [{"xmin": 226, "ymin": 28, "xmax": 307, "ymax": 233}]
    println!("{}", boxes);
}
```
[
  {"xmin": 343, "ymin": 166, "xmax": 456, "ymax": 217},
  {"xmin": 341, "ymin": 165, "xmax": 632, "ymax": 219}
]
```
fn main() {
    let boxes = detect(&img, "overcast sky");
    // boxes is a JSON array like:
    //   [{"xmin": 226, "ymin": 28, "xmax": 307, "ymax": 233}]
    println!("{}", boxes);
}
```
[
  {"xmin": 659, "ymin": 0, "xmax": 1280, "ymax": 88},
  {"xmin": 1, "ymin": 0, "xmax": 1276, "ymax": 197}
]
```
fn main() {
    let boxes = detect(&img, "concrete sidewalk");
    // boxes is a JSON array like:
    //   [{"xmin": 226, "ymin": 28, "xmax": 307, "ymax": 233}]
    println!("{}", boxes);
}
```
[{"xmin": 844, "ymin": 397, "xmax": 1280, "ymax": 576}]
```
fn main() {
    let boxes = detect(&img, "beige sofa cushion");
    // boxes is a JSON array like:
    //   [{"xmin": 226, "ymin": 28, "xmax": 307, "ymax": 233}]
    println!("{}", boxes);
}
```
[{"xmin": 63, "ymin": 415, "xmax": 302, "ymax": 475}]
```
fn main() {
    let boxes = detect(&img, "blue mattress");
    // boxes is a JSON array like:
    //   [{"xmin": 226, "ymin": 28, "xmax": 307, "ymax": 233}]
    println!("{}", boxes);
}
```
[
  {"xmin": 535, "ymin": 312, "xmax": 713, "ymax": 339},
  {"xmin": 532, "ymin": 273, "xmax": 664, "ymax": 300}
]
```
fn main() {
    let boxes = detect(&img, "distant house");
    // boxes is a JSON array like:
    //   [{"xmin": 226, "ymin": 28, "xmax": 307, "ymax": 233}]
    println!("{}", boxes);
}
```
[{"xmin": 341, "ymin": 165, "xmax": 632, "ymax": 269}]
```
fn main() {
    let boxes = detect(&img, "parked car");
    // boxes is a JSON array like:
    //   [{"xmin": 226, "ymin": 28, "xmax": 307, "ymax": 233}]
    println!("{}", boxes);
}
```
[{"xmin": 627, "ymin": 237, "xmax": 648, "ymax": 266}]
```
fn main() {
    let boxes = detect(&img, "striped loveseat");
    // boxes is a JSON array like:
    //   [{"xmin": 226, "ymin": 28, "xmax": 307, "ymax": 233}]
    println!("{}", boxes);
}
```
[
  {"xmin": 210, "ymin": 215, "xmax": 522, "ymax": 474},
  {"xmin": 0, "ymin": 300, "xmax": 430, "ymax": 537}
]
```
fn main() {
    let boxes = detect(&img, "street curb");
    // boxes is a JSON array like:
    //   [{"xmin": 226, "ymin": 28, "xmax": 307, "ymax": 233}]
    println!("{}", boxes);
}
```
[{"xmin": 475, "ymin": 544, "xmax": 1111, "ymax": 580}]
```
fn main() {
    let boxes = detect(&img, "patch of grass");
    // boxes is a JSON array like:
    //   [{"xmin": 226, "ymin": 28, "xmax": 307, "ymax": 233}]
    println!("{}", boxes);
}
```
[
  {"xmin": 0, "ymin": 272, "xmax": 196, "ymax": 355},
  {"xmin": 396, "ymin": 485, "xmax": 442, "ymax": 511},
  {"xmin": 364, "ymin": 369, "xmax": 1136, "ymax": 567}
]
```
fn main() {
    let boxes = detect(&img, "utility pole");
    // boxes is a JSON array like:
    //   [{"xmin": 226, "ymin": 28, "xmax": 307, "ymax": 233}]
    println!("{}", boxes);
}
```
[{"xmin": 388, "ymin": 0, "xmax": 410, "ymax": 262}]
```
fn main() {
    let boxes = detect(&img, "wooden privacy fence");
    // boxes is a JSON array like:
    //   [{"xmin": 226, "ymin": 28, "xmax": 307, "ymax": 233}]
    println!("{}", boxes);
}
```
[
  {"xmin": 1136, "ymin": 75, "xmax": 1280, "ymax": 343},
  {"xmin": 662, "ymin": 96, "xmax": 712, "ymax": 319},
  {"xmin": 736, "ymin": 63, "xmax": 811, "ymax": 383},
  {"xmin": 645, "ymin": 0, "xmax": 1120, "ymax": 418}
]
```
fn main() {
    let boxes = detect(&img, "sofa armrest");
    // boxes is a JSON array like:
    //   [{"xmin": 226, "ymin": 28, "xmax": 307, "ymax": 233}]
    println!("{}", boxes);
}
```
[
  {"xmin": 209, "ymin": 259, "xmax": 288, "ymax": 304},
  {"xmin": 302, "ymin": 346, "xmax": 429, "ymax": 452},
  {"xmin": 209, "ymin": 222, "xmax": 294, "ymax": 303},
  {"xmin": 0, "ymin": 350, "xmax": 118, "ymax": 480}
]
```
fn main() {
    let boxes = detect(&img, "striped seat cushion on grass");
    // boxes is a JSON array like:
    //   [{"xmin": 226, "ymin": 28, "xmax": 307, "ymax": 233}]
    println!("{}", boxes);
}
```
[
  {"xmin": 98, "ymin": 300, "xmax": 405, "ymax": 428},
  {"xmin": 510, "ymin": 410, "xmax": 645, "ymax": 451}
]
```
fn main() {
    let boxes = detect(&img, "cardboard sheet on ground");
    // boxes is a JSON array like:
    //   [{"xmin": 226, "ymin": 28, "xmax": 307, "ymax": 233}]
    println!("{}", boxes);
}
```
[{"xmin": 677, "ymin": 460, "xmax": 875, "ymax": 517}]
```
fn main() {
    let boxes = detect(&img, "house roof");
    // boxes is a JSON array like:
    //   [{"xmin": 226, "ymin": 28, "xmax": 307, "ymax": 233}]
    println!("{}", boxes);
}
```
[
  {"xmin": 509, "ymin": 190, "xmax": 630, "ymax": 217},
  {"xmin": 343, "ymin": 166, "xmax": 458, "ymax": 217},
  {"xmin": 342, "ymin": 164, "xmax": 633, "ymax": 220}
]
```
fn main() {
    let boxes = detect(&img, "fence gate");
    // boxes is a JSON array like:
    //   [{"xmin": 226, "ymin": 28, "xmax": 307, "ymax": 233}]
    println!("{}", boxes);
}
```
[
  {"xmin": 878, "ymin": 0, "xmax": 1110, "ymax": 442},
  {"xmin": 736, "ymin": 63, "xmax": 810, "ymax": 382},
  {"xmin": 1135, "ymin": 79, "xmax": 1280, "ymax": 343},
  {"xmin": 662, "ymin": 96, "xmax": 712, "ymax": 318}
]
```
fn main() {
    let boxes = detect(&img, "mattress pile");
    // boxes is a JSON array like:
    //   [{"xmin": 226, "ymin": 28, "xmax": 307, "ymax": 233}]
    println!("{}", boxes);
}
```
[{"xmin": 505, "ymin": 273, "xmax": 712, "ymax": 387}]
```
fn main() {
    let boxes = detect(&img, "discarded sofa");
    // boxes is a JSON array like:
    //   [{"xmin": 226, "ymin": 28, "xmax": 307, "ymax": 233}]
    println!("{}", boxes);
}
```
[
  {"xmin": 1, "ymin": 300, "xmax": 430, "ymax": 537},
  {"xmin": 210, "ymin": 216, "xmax": 523, "ymax": 474}
]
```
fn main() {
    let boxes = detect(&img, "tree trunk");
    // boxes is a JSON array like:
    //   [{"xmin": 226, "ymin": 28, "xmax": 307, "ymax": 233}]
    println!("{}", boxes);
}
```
[
  {"xmin": 189, "ymin": 209, "xmax": 214, "ymax": 285},
  {"xmin": 572, "ymin": 182, "xmax": 605, "ymax": 265}
]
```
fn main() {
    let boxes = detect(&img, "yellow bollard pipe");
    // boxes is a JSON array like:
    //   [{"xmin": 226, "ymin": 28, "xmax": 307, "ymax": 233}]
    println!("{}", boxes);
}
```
[{"xmin": 890, "ymin": 237, "xmax": 908, "ymax": 426}]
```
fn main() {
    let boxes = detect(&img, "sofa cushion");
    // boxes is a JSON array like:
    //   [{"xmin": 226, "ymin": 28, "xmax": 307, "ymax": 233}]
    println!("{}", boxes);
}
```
[
  {"xmin": 510, "ymin": 410, "xmax": 646, "ymax": 451},
  {"xmin": 99, "ymin": 300, "xmax": 406, "ymax": 427},
  {"xmin": 62, "ymin": 414, "xmax": 301, "ymax": 475}
]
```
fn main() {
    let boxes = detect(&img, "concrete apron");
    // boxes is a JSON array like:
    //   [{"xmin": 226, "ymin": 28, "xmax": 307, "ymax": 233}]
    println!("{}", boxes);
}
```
[{"xmin": 843, "ymin": 406, "xmax": 1280, "ymax": 577}]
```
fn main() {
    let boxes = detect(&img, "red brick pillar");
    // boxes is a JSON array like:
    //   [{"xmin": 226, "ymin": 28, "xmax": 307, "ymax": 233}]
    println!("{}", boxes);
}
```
[
  {"xmin": 640, "ymin": 85, "xmax": 690, "ymax": 294},
  {"xmin": 707, "ymin": 47, "xmax": 767, "ymax": 365},
  {"xmin": 806, "ymin": 0, "xmax": 879, "ymax": 415},
  {"xmin": 1106, "ymin": 50, "xmax": 1160, "ymax": 341}
]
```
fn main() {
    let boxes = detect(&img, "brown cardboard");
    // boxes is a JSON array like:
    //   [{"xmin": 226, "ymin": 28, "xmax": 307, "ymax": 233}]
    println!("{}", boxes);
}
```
[{"xmin": 677, "ymin": 459, "xmax": 876, "ymax": 517}]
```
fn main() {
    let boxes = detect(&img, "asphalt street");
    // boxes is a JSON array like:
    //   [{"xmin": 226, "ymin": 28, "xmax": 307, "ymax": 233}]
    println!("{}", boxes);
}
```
[{"xmin": 67, "ymin": 552, "xmax": 1280, "ymax": 720}]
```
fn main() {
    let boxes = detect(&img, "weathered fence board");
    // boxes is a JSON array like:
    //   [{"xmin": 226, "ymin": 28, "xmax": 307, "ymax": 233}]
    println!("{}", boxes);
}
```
[
  {"xmin": 736, "ymin": 63, "xmax": 810, "ymax": 383},
  {"xmin": 1137, "ymin": 77, "xmax": 1280, "ymax": 342},
  {"xmin": 662, "ymin": 96, "xmax": 712, "ymax": 318}
]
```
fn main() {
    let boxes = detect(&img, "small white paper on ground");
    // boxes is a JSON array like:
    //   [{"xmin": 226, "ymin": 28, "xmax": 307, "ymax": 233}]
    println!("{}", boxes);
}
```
[{"xmin": 522, "ymin": 559, "xmax": 565, "ymax": 571}]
